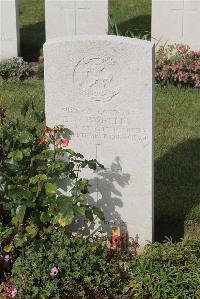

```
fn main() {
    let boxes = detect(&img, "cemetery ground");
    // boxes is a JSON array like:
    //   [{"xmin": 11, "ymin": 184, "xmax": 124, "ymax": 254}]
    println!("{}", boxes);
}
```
[
  {"xmin": 0, "ymin": 0, "xmax": 200, "ymax": 298},
  {"xmin": 1, "ymin": 0, "xmax": 200, "ymax": 241},
  {"xmin": 1, "ymin": 81, "xmax": 200, "ymax": 241}
]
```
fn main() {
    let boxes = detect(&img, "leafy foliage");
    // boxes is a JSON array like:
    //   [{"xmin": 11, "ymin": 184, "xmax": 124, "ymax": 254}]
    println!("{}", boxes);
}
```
[
  {"xmin": 11, "ymin": 233, "xmax": 200, "ymax": 299},
  {"xmin": 155, "ymin": 44, "xmax": 200, "ymax": 88},
  {"xmin": 0, "ymin": 57, "xmax": 33, "ymax": 81},
  {"xmin": 12, "ymin": 228, "xmax": 135, "ymax": 299},
  {"xmin": 127, "ymin": 238, "xmax": 200, "ymax": 299},
  {"xmin": 0, "ymin": 103, "xmax": 104, "ymax": 258}
]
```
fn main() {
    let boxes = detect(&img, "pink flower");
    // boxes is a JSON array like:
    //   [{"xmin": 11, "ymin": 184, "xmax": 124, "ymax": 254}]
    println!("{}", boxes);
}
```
[
  {"xmin": 50, "ymin": 266, "xmax": 59, "ymax": 277},
  {"xmin": 7, "ymin": 287, "xmax": 17, "ymax": 298},
  {"xmin": 4, "ymin": 254, "xmax": 10, "ymax": 262},
  {"xmin": 11, "ymin": 288, "xmax": 17, "ymax": 298},
  {"xmin": 61, "ymin": 138, "xmax": 70, "ymax": 147}
]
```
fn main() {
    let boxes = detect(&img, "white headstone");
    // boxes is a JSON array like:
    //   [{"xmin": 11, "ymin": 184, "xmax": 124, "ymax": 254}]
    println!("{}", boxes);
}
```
[
  {"xmin": 45, "ymin": 0, "xmax": 108, "ymax": 39},
  {"xmin": 0, "ymin": 0, "xmax": 20, "ymax": 60},
  {"xmin": 44, "ymin": 35, "xmax": 154, "ymax": 247},
  {"xmin": 152, "ymin": 0, "xmax": 200, "ymax": 50}
]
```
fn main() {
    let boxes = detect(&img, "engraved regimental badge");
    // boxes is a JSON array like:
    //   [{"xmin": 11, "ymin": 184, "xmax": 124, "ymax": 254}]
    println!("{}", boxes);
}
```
[{"xmin": 73, "ymin": 57, "xmax": 120, "ymax": 103}]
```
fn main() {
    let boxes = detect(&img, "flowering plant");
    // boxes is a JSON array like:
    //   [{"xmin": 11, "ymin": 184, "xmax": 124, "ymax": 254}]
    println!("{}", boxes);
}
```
[
  {"xmin": 155, "ymin": 44, "xmax": 200, "ymax": 88},
  {"xmin": 0, "ymin": 103, "xmax": 104, "ymax": 257}
]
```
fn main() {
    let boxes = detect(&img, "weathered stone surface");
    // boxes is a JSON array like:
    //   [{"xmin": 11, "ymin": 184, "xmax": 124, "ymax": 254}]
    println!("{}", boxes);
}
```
[
  {"xmin": 0, "ymin": 0, "xmax": 20, "ymax": 60},
  {"xmin": 44, "ymin": 35, "xmax": 154, "ymax": 247},
  {"xmin": 152, "ymin": 0, "xmax": 200, "ymax": 50},
  {"xmin": 45, "ymin": 0, "xmax": 108, "ymax": 39}
]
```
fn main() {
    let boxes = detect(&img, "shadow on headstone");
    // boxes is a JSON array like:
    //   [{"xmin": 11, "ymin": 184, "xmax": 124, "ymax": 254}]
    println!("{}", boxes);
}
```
[
  {"xmin": 155, "ymin": 138, "xmax": 200, "ymax": 242},
  {"xmin": 88, "ymin": 156, "xmax": 130, "ymax": 235},
  {"xmin": 20, "ymin": 21, "xmax": 45, "ymax": 62},
  {"xmin": 59, "ymin": 156, "xmax": 130, "ymax": 239}
]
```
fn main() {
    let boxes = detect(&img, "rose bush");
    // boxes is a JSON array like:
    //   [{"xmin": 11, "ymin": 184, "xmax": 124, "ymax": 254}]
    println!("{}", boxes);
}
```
[
  {"xmin": 0, "ymin": 102, "xmax": 104, "ymax": 262},
  {"xmin": 155, "ymin": 44, "xmax": 200, "ymax": 88}
]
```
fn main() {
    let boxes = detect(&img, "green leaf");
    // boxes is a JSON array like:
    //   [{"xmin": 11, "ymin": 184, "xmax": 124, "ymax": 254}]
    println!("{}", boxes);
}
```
[
  {"xmin": 40, "ymin": 212, "xmax": 49, "ymax": 224},
  {"xmin": 13, "ymin": 233, "xmax": 27, "ymax": 248},
  {"xmin": 0, "ymin": 181, "xmax": 6, "ymax": 193},
  {"xmin": 30, "ymin": 175, "xmax": 39, "ymax": 184},
  {"xmin": 26, "ymin": 224, "xmax": 38, "ymax": 238},
  {"xmin": 15, "ymin": 205, "xmax": 26, "ymax": 224},
  {"xmin": 8, "ymin": 150, "xmax": 23, "ymax": 161},
  {"xmin": 30, "ymin": 174, "xmax": 47, "ymax": 185},
  {"xmin": 5, "ymin": 158, "xmax": 20, "ymax": 171},
  {"xmin": 85, "ymin": 209, "xmax": 94, "ymax": 222},
  {"xmin": 39, "ymin": 174, "xmax": 48, "ymax": 182},
  {"xmin": 65, "ymin": 149, "xmax": 76, "ymax": 156},
  {"xmin": 72, "ymin": 179, "xmax": 88, "ymax": 195},
  {"xmin": 17, "ymin": 131, "xmax": 33, "ymax": 144},
  {"xmin": 87, "ymin": 160, "xmax": 97, "ymax": 171},
  {"xmin": 20, "ymin": 100, "xmax": 30, "ymax": 117},
  {"xmin": 45, "ymin": 182, "xmax": 57, "ymax": 196},
  {"xmin": 57, "ymin": 209, "xmax": 74, "ymax": 227},
  {"xmin": 92, "ymin": 207, "xmax": 105, "ymax": 221},
  {"xmin": 74, "ymin": 206, "xmax": 86, "ymax": 217},
  {"xmin": 4, "ymin": 244, "xmax": 13, "ymax": 253}
]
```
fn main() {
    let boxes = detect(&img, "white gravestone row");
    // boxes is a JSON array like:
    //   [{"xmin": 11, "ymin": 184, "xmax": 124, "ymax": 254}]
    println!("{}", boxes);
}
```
[
  {"xmin": 152, "ymin": 0, "xmax": 200, "ymax": 50},
  {"xmin": 0, "ymin": 0, "xmax": 20, "ymax": 60},
  {"xmin": 44, "ymin": 35, "xmax": 154, "ymax": 247},
  {"xmin": 45, "ymin": 0, "xmax": 108, "ymax": 39}
]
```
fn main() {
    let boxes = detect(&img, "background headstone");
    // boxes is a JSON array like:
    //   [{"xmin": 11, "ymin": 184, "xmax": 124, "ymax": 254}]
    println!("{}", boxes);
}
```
[
  {"xmin": 0, "ymin": 0, "xmax": 20, "ymax": 60},
  {"xmin": 45, "ymin": 0, "xmax": 108, "ymax": 39},
  {"xmin": 44, "ymin": 35, "xmax": 154, "ymax": 247},
  {"xmin": 152, "ymin": 0, "xmax": 200, "ymax": 50}
]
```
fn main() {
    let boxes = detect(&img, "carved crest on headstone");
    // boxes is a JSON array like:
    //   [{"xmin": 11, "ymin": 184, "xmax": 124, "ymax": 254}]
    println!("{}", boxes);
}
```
[{"xmin": 73, "ymin": 56, "xmax": 120, "ymax": 102}]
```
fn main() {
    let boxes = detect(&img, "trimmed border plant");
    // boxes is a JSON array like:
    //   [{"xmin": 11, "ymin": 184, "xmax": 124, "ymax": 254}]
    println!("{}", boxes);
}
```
[{"xmin": 155, "ymin": 44, "xmax": 200, "ymax": 88}]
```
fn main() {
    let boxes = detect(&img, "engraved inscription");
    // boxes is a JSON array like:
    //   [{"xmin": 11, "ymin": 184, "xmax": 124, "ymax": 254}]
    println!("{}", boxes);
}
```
[
  {"xmin": 73, "ymin": 57, "xmax": 120, "ymax": 102},
  {"xmin": 61, "ymin": 107, "xmax": 148, "ymax": 145}
]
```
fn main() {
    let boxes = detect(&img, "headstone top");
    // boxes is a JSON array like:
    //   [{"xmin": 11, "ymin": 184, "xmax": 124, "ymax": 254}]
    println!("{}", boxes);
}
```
[
  {"xmin": 44, "ymin": 34, "xmax": 154, "ymax": 47},
  {"xmin": 45, "ymin": 0, "xmax": 108, "ymax": 39},
  {"xmin": 152, "ymin": 0, "xmax": 200, "ymax": 50}
]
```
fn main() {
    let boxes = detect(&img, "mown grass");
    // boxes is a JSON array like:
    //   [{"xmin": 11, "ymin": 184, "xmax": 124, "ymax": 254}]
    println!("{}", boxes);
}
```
[
  {"xmin": 109, "ymin": 0, "xmax": 151, "ymax": 36},
  {"xmin": 19, "ymin": 0, "xmax": 45, "ymax": 61},
  {"xmin": 155, "ymin": 86, "xmax": 200, "ymax": 240},
  {"xmin": 1, "ymin": 0, "xmax": 200, "ymax": 240}
]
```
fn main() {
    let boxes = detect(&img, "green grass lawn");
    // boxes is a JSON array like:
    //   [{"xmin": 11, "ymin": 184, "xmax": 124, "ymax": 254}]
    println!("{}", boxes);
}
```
[
  {"xmin": 1, "ymin": 0, "xmax": 200, "ymax": 241},
  {"xmin": 19, "ymin": 0, "xmax": 45, "ymax": 61}
]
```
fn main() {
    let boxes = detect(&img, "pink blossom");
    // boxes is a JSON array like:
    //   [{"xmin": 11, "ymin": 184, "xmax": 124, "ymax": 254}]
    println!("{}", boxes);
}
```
[
  {"xmin": 4, "ymin": 254, "xmax": 10, "ymax": 262},
  {"xmin": 61, "ymin": 138, "xmax": 70, "ymax": 147},
  {"xmin": 50, "ymin": 266, "xmax": 59, "ymax": 277}
]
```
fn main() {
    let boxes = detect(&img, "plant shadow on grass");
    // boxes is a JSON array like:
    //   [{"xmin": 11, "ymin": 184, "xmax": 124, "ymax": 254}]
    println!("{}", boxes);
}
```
[
  {"xmin": 111, "ymin": 15, "xmax": 151, "ymax": 37},
  {"xmin": 20, "ymin": 21, "xmax": 45, "ymax": 62},
  {"xmin": 155, "ymin": 139, "xmax": 200, "ymax": 242}
]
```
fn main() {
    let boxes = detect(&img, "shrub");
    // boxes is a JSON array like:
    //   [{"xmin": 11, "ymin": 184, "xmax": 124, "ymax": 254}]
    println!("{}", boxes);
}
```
[
  {"xmin": 11, "ymin": 228, "xmax": 135, "ymax": 299},
  {"xmin": 127, "ymin": 238, "xmax": 200, "ymax": 299},
  {"xmin": 0, "ymin": 57, "xmax": 33, "ymax": 81},
  {"xmin": 11, "ymin": 235, "xmax": 200, "ymax": 299},
  {"xmin": 155, "ymin": 44, "xmax": 200, "ymax": 88},
  {"xmin": 0, "ymin": 103, "xmax": 104, "ymax": 259}
]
